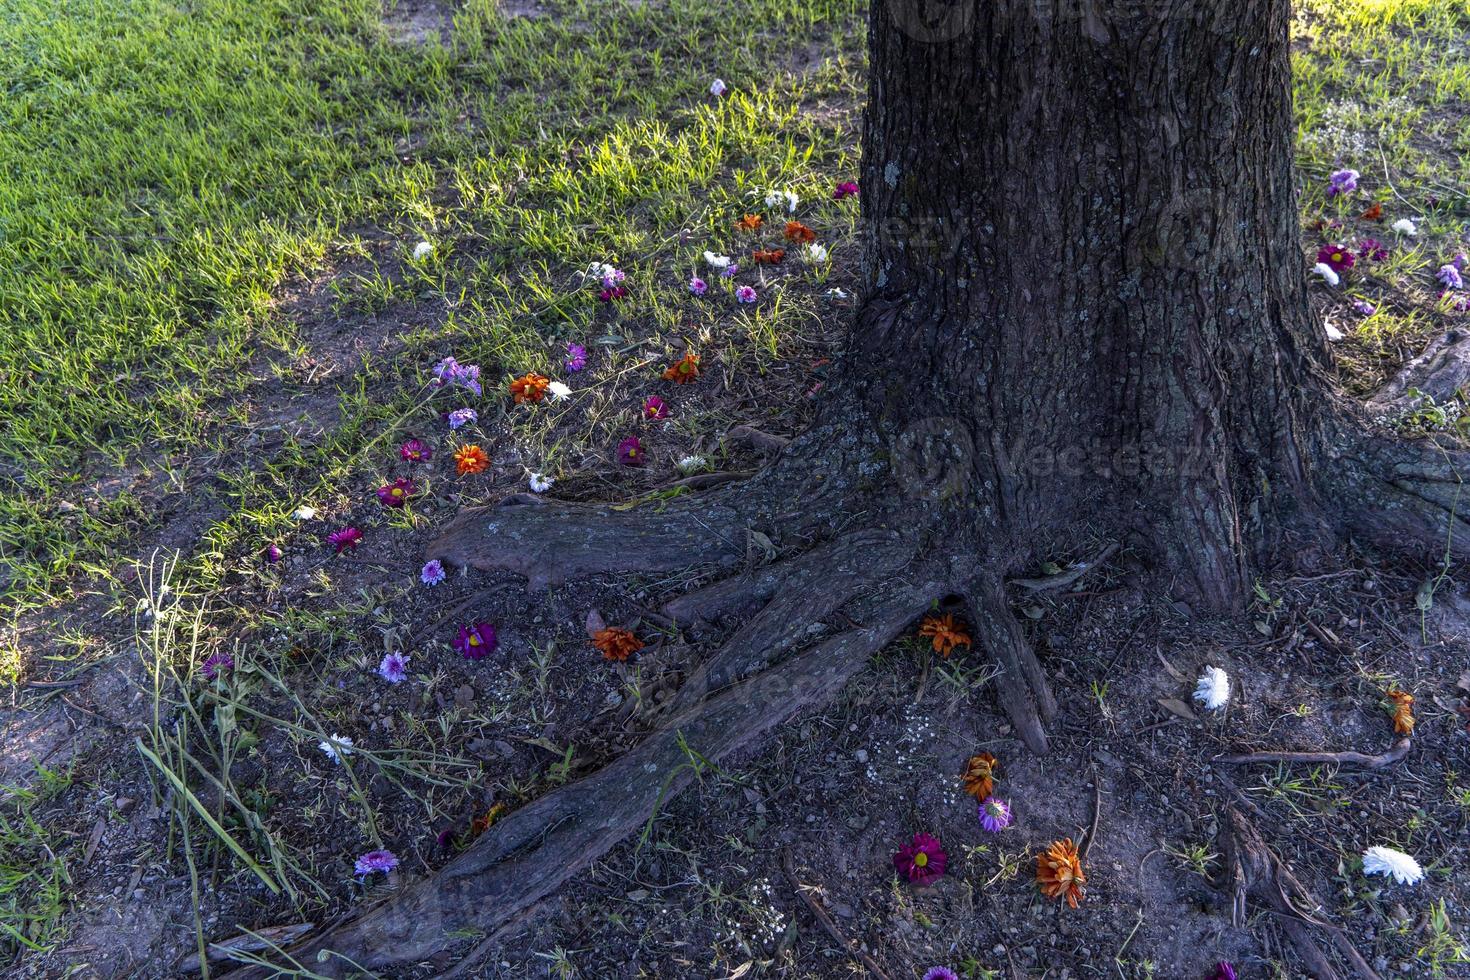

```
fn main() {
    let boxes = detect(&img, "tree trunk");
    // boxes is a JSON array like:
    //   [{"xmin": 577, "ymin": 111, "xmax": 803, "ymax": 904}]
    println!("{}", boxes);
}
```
[{"xmin": 855, "ymin": 0, "xmax": 1325, "ymax": 611}]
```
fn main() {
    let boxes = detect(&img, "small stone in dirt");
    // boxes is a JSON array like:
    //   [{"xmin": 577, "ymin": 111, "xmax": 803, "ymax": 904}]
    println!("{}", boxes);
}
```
[{"xmin": 854, "ymin": 749, "xmax": 868, "ymax": 763}]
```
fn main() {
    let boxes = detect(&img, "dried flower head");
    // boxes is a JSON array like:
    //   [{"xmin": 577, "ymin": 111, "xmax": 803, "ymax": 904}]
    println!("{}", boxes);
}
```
[
  {"xmin": 662, "ymin": 353, "xmax": 700, "ymax": 384},
  {"xmin": 1362, "ymin": 844, "xmax": 1423, "ymax": 885},
  {"xmin": 454, "ymin": 444, "xmax": 489, "ymax": 475},
  {"xmin": 1360, "ymin": 201, "xmax": 1383, "ymax": 221},
  {"xmin": 784, "ymin": 221, "xmax": 816, "ymax": 244},
  {"xmin": 510, "ymin": 373, "xmax": 550, "ymax": 404},
  {"xmin": 961, "ymin": 752, "xmax": 999, "ymax": 801},
  {"xmin": 1036, "ymin": 837, "xmax": 1086, "ymax": 908},
  {"xmin": 1386, "ymin": 689, "xmax": 1415, "ymax": 735},
  {"xmin": 593, "ymin": 626, "xmax": 643, "ymax": 662},
  {"xmin": 752, "ymin": 247, "xmax": 785, "ymax": 264},
  {"xmin": 919, "ymin": 613, "xmax": 971, "ymax": 657},
  {"xmin": 735, "ymin": 214, "xmax": 764, "ymax": 233}
]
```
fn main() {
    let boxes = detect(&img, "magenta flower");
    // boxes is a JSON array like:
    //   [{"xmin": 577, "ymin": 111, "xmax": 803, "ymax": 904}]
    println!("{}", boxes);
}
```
[
  {"xmin": 1358, "ymin": 238, "xmax": 1388, "ymax": 262},
  {"xmin": 643, "ymin": 396, "xmax": 668, "ymax": 420},
  {"xmin": 833, "ymin": 180, "xmax": 860, "ymax": 200},
  {"xmin": 327, "ymin": 527, "xmax": 362, "ymax": 553},
  {"xmin": 598, "ymin": 285, "xmax": 629, "ymax": 302},
  {"xmin": 617, "ymin": 436, "xmax": 644, "ymax": 466},
  {"xmin": 1327, "ymin": 168, "xmax": 1359, "ymax": 196},
  {"xmin": 565, "ymin": 342, "xmax": 587, "ymax": 372},
  {"xmin": 1317, "ymin": 243, "xmax": 1355, "ymax": 274},
  {"xmin": 420, "ymin": 559, "xmax": 446, "ymax": 586},
  {"xmin": 264, "ymin": 543, "xmax": 283, "ymax": 563},
  {"xmin": 201, "ymin": 651, "xmax": 234, "ymax": 681},
  {"xmin": 454, "ymin": 623, "xmax": 497, "ymax": 660},
  {"xmin": 688, "ymin": 276, "xmax": 708, "ymax": 296},
  {"xmin": 892, "ymin": 832, "xmax": 947, "ymax": 886},
  {"xmin": 377, "ymin": 652, "xmax": 410, "ymax": 684},
  {"xmin": 376, "ymin": 478, "xmax": 416, "ymax": 508},
  {"xmin": 978, "ymin": 797, "xmax": 1013, "ymax": 832},
  {"xmin": 735, "ymin": 285, "xmax": 757, "ymax": 303},
  {"xmin": 399, "ymin": 439, "xmax": 432, "ymax": 463},
  {"xmin": 923, "ymin": 969, "xmax": 959, "ymax": 980},
  {"xmin": 353, "ymin": 849, "xmax": 399, "ymax": 876},
  {"xmin": 1210, "ymin": 964, "xmax": 1238, "ymax": 980}
]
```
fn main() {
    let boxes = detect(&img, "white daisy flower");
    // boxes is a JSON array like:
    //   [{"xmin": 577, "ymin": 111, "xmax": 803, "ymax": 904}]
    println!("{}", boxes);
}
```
[
  {"xmin": 411, "ymin": 241, "xmax": 433, "ymax": 261},
  {"xmin": 1391, "ymin": 218, "xmax": 1417, "ymax": 236},
  {"xmin": 802, "ymin": 243, "xmax": 829, "ymax": 264},
  {"xmin": 291, "ymin": 505, "xmax": 317, "ymax": 521},
  {"xmin": 318, "ymin": 733, "xmax": 354, "ymax": 764},
  {"xmin": 529, "ymin": 472, "xmax": 554, "ymax": 493},
  {"xmin": 764, "ymin": 189, "xmax": 799, "ymax": 213},
  {"xmin": 1192, "ymin": 666, "xmax": 1231, "ymax": 710},
  {"xmin": 676, "ymin": 454, "xmax": 708, "ymax": 475},
  {"xmin": 1362, "ymin": 845, "xmax": 1424, "ymax": 885},
  {"xmin": 703, "ymin": 251, "xmax": 731, "ymax": 269},
  {"xmin": 709, "ymin": 78, "xmax": 726, "ymax": 97},
  {"xmin": 1314, "ymin": 262, "xmax": 1340, "ymax": 287},
  {"xmin": 546, "ymin": 381, "xmax": 572, "ymax": 401}
]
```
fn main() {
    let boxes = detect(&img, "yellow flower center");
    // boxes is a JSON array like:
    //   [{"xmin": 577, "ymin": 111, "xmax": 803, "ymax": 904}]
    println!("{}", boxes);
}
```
[
  {"xmin": 914, "ymin": 852, "xmax": 928, "ymax": 868},
  {"xmin": 469, "ymin": 635, "xmax": 480, "ymax": 646},
  {"xmin": 391, "ymin": 488, "xmax": 403, "ymax": 497}
]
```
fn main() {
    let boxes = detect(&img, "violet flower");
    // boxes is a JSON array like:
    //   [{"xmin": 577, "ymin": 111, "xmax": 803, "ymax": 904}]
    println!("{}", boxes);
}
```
[
  {"xmin": 689, "ymin": 276, "xmax": 708, "ymax": 296},
  {"xmin": 1327, "ymin": 168, "xmax": 1359, "ymax": 196},
  {"xmin": 377, "ymin": 652, "xmax": 410, "ymax": 684},
  {"xmin": 1437, "ymin": 264, "xmax": 1464, "ymax": 290},
  {"xmin": 565, "ymin": 342, "xmax": 587, "ymax": 372},
  {"xmin": 454, "ymin": 623, "xmax": 497, "ymax": 660},
  {"xmin": 420, "ymin": 559, "xmax": 446, "ymax": 586},
  {"xmin": 979, "ymin": 797, "xmax": 1013, "ymax": 832},
  {"xmin": 354, "ymin": 849, "xmax": 399, "ymax": 876},
  {"xmin": 448, "ymin": 408, "xmax": 478, "ymax": 430},
  {"xmin": 202, "ymin": 651, "xmax": 234, "ymax": 681}
]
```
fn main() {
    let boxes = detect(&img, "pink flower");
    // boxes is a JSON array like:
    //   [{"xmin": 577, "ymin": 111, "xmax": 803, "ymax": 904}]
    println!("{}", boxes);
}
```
[
  {"xmin": 376, "ymin": 478, "xmax": 416, "ymax": 508},
  {"xmin": 833, "ymin": 181, "xmax": 860, "ymax": 200},
  {"xmin": 398, "ymin": 439, "xmax": 431, "ymax": 463},
  {"xmin": 565, "ymin": 343, "xmax": 587, "ymax": 372},
  {"xmin": 643, "ymin": 396, "xmax": 668, "ymax": 420},
  {"xmin": 327, "ymin": 527, "xmax": 362, "ymax": 553},
  {"xmin": 892, "ymin": 832, "xmax": 947, "ymax": 886},
  {"xmin": 1317, "ymin": 243, "xmax": 1355, "ymax": 274},
  {"xmin": 735, "ymin": 285, "xmax": 757, "ymax": 304},
  {"xmin": 617, "ymin": 436, "xmax": 644, "ymax": 466},
  {"xmin": 688, "ymin": 276, "xmax": 708, "ymax": 296}
]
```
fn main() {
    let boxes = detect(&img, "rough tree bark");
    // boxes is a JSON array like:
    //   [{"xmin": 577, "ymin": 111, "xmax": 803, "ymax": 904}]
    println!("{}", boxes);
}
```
[{"xmin": 228, "ymin": 1, "xmax": 1468, "ymax": 975}]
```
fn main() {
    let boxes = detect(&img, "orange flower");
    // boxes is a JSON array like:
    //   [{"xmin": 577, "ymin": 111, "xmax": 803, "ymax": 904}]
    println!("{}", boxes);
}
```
[
  {"xmin": 662, "ymin": 352, "xmax": 700, "ymax": 384},
  {"xmin": 918, "ymin": 613, "xmax": 971, "ymax": 657},
  {"xmin": 784, "ymin": 221, "xmax": 816, "ymax": 244},
  {"xmin": 1360, "ymin": 201, "xmax": 1383, "ymax": 221},
  {"xmin": 752, "ymin": 248, "xmax": 785, "ymax": 264},
  {"xmin": 470, "ymin": 802, "xmax": 507, "ymax": 837},
  {"xmin": 592, "ymin": 627, "xmax": 643, "ymax": 662},
  {"xmin": 454, "ymin": 444, "xmax": 489, "ymax": 475},
  {"xmin": 1036, "ymin": 838, "xmax": 1086, "ymax": 908},
  {"xmin": 961, "ymin": 752, "xmax": 998, "ymax": 801},
  {"xmin": 1386, "ymin": 689, "xmax": 1415, "ymax": 735},
  {"xmin": 735, "ymin": 214, "xmax": 764, "ymax": 232},
  {"xmin": 509, "ymin": 373, "xmax": 550, "ymax": 404}
]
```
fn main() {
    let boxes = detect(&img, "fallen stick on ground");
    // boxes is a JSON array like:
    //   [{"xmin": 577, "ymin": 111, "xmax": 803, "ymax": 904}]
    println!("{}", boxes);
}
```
[
  {"xmin": 1214, "ymin": 738, "xmax": 1410, "ymax": 769},
  {"xmin": 782, "ymin": 848, "xmax": 891, "ymax": 980}
]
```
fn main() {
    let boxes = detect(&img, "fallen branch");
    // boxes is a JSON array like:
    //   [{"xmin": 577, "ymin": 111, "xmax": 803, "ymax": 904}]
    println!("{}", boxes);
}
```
[
  {"xmin": 1079, "ymin": 766, "xmax": 1103, "ymax": 863},
  {"xmin": 782, "ymin": 848, "xmax": 891, "ymax": 980},
  {"xmin": 1214, "ymin": 738, "xmax": 1410, "ymax": 770},
  {"xmin": 726, "ymin": 424, "xmax": 790, "ymax": 454},
  {"xmin": 1008, "ymin": 543, "xmax": 1119, "ymax": 593}
]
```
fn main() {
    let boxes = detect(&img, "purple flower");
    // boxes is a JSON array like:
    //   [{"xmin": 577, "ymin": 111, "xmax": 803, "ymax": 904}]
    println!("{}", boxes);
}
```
[
  {"xmin": 833, "ymin": 180, "xmax": 860, "ymax": 200},
  {"xmin": 643, "ymin": 396, "xmax": 668, "ymax": 420},
  {"xmin": 399, "ymin": 439, "xmax": 432, "ymax": 463},
  {"xmin": 1352, "ymin": 299, "xmax": 1377, "ymax": 316},
  {"xmin": 431, "ymin": 356, "xmax": 461, "ymax": 386},
  {"xmin": 353, "ymin": 849, "xmax": 399, "ymax": 876},
  {"xmin": 420, "ymin": 559, "xmax": 446, "ymax": 586},
  {"xmin": 454, "ymin": 623, "xmax": 497, "ymax": 660},
  {"xmin": 688, "ymin": 276, "xmax": 708, "ymax": 296},
  {"xmin": 1317, "ymin": 244, "xmax": 1355, "ymax": 274},
  {"xmin": 1437, "ymin": 264, "xmax": 1464, "ymax": 290},
  {"xmin": 432, "ymin": 357, "xmax": 482, "ymax": 396},
  {"xmin": 565, "ymin": 342, "xmax": 587, "ymax": 372},
  {"xmin": 923, "ymin": 969, "xmax": 959, "ymax": 980},
  {"xmin": 1358, "ymin": 238, "xmax": 1388, "ymax": 262},
  {"xmin": 202, "ymin": 651, "xmax": 234, "ymax": 681},
  {"xmin": 1210, "ymin": 963, "xmax": 1238, "ymax": 980},
  {"xmin": 978, "ymin": 797, "xmax": 1013, "ymax": 832},
  {"xmin": 1327, "ymin": 168, "xmax": 1359, "ymax": 196},
  {"xmin": 735, "ymin": 285, "xmax": 757, "ymax": 304},
  {"xmin": 1453, "ymin": 252, "xmax": 1467, "ymax": 271},
  {"xmin": 1440, "ymin": 290, "xmax": 1470, "ymax": 312},
  {"xmin": 377, "ymin": 652, "xmax": 410, "ymax": 684},
  {"xmin": 447, "ymin": 408, "xmax": 478, "ymax": 430},
  {"xmin": 721, "ymin": 263, "xmax": 740, "ymax": 279},
  {"xmin": 376, "ymin": 478, "xmax": 416, "ymax": 508},
  {"xmin": 264, "ymin": 544, "xmax": 283, "ymax": 563},
  {"xmin": 617, "ymin": 435, "xmax": 644, "ymax": 466},
  {"xmin": 327, "ymin": 527, "xmax": 362, "ymax": 553}
]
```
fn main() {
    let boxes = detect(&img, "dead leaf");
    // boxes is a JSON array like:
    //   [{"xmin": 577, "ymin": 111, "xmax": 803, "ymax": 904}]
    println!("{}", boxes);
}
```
[
  {"xmin": 1157, "ymin": 697, "xmax": 1198, "ymax": 722},
  {"xmin": 1156, "ymin": 650, "xmax": 1187, "ymax": 682}
]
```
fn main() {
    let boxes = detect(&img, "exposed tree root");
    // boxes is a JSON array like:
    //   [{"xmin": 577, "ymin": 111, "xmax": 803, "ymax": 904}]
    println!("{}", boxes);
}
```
[
  {"xmin": 1219, "ymin": 807, "xmax": 1381, "ymax": 980},
  {"xmin": 965, "ymin": 576, "xmax": 1058, "ymax": 754},
  {"xmin": 1215, "ymin": 738, "xmax": 1411, "ymax": 769},
  {"xmin": 223, "ymin": 560, "xmax": 943, "ymax": 977}
]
